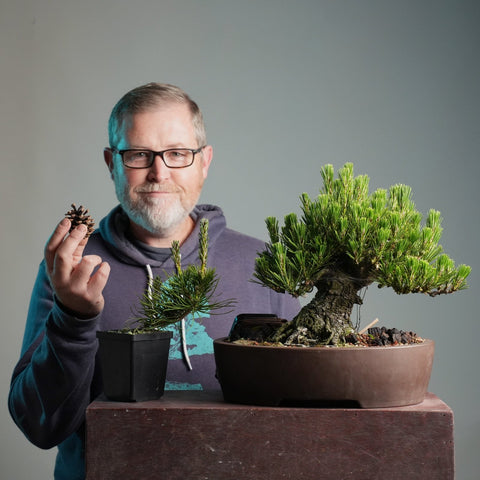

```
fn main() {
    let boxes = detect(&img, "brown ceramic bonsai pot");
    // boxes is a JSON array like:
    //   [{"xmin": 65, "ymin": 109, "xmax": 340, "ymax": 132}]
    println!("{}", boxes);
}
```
[{"xmin": 213, "ymin": 338, "xmax": 434, "ymax": 408}]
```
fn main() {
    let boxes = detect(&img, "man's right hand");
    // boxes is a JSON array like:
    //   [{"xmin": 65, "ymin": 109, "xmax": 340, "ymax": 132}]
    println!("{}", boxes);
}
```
[{"xmin": 44, "ymin": 218, "xmax": 111, "ymax": 318}]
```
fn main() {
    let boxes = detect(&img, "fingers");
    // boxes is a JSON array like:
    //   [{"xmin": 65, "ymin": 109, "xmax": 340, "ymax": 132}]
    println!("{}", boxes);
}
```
[
  {"xmin": 45, "ymin": 218, "xmax": 71, "ymax": 275},
  {"xmin": 45, "ymin": 219, "xmax": 89, "ymax": 274},
  {"xmin": 86, "ymin": 261, "xmax": 111, "ymax": 310},
  {"xmin": 53, "ymin": 231, "xmax": 87, "ymax": 289},
  {"xmin": 44, "ymin": 217, "xmax": 110, "ymax": 317},
  {"xmin": 70, "ymin": 255, "xmax": 106, "ymax": 288},
  {"xmin": 60, "ymin": 256, "xmax": 111, "ymax": 316}
]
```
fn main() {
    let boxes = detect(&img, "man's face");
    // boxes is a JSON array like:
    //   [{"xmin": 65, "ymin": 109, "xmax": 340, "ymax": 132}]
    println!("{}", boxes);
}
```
[{"xmin": 105, "ymin": 102, "xmax": 212, "ymax": 237}]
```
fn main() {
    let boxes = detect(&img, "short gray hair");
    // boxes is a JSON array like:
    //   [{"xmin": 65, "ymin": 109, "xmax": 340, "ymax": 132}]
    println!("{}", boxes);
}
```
[{"xmin": 108, "ymin": 83, "xmax": 207, "ymax": 147}]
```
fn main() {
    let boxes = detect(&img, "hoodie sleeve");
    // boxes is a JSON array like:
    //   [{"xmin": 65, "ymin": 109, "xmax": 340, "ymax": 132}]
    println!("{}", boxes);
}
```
[{"xmin": 8, "ymin": 261, "xmax": 99, "ymax": 449}]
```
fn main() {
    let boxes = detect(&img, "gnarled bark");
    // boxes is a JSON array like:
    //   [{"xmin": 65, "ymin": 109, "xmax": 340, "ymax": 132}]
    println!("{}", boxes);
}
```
[{"xmin": 271, "ymin": 275, "xmax": 367, "ymax": 345}]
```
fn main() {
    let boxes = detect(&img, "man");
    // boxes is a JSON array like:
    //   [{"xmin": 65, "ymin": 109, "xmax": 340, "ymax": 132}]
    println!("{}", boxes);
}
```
[{"xmin": 9, "ymin": 83, "xmax": 299, "ymax": 480}]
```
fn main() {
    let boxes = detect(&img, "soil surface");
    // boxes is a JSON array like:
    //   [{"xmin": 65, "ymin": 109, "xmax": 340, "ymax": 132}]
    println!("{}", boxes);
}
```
[
  {"xmin": 344, "ymin": 327, "xmax": 424, "ymax": 346},
  {"xmin": 228, "ymin": 315, "xmax": 424, "ymax": 347}
]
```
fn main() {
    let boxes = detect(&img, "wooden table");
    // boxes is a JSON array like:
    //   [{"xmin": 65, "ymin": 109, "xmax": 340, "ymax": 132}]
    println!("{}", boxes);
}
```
[{"xmin": 86, "ymin": 391, "xmax": 454, "ymax": 479}]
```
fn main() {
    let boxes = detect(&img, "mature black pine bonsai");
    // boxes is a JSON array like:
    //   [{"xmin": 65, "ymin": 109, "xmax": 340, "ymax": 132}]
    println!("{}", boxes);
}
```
[{"xmin": 254, "ymin": 163, "xmax": 471, "ymax": 346}]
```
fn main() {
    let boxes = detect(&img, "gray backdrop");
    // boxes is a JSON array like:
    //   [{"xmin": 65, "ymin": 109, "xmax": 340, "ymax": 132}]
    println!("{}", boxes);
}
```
[{"xmin": 1, "ymin": 1, "xmax": 479, "ymax": 478}]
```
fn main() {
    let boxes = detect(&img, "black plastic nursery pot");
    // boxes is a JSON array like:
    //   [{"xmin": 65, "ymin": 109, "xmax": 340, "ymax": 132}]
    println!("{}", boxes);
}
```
[{"xmin": 96, "ymin": 330, "xmax": 173, "ymax": 402}]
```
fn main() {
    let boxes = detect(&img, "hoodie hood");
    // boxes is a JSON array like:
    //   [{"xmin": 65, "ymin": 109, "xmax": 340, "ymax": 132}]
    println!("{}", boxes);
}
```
[{"xmin": 98, "ymin": 204, "xmax": 227, "ymax": 267}]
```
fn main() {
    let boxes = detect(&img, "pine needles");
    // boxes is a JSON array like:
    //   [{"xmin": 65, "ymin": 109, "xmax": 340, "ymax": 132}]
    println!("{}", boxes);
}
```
[
  {"xmin": 254, "ymin": 163, "xmax": 471, "ymax": 299},
  {"xmin": 131, "ymin": 219, "xmax": 235, "ymax": 332}
]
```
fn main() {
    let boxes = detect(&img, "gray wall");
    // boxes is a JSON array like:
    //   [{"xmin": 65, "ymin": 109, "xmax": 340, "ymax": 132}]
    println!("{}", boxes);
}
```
[{"xmin": 1, "ymin": 1, "xmax": 478, "ymax": 478}]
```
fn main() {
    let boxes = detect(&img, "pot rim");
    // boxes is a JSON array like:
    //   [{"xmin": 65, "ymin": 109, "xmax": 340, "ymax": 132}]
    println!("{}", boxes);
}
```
[
  {"xmin": 97, "ymin": 330, "xmax": 173, "ymax": 341},
  {"xmin": 213, "ymin": 337, "xmax": 434, "ymax": 351}
]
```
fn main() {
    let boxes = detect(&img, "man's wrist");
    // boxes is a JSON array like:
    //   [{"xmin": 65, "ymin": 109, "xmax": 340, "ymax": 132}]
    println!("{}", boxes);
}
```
[{"xmin": 54, "ymin": 296, "xmax": 100, "ymax": 320}]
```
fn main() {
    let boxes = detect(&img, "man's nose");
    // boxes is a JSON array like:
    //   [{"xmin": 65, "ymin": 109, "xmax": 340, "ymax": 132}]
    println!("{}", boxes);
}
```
[{"xmin": 147, "ymin": 154, "xmax": 171, "ymax": 180}]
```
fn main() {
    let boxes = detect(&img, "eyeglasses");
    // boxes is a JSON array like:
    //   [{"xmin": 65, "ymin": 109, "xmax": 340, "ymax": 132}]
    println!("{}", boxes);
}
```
[{"xmin": 111, "ymin": 146, "xmax": 206, "ymax": 169}]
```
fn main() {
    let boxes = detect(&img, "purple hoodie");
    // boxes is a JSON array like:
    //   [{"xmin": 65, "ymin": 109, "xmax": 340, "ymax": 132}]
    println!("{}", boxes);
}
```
[{"xmin": 9, "ymin": 204, "xmax": 300, "ymax": 480}]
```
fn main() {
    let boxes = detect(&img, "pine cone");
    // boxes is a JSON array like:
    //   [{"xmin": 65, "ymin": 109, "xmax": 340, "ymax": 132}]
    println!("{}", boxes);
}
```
[{"xmin": 65, "ymin": 204, "xmax": 95, "ymax": 238}]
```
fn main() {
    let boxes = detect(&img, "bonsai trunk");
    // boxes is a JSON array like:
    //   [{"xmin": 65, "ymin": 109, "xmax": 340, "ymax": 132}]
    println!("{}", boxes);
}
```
[{"xmin": 271, "ymin": 274, "xmax": 368, "ymax": 346}]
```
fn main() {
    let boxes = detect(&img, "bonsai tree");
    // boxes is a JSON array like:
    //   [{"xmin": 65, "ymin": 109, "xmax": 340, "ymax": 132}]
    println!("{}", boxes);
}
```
[
  {"xmin": 128, "ymin": 218, "xmax": 235, "ymax": 334},
  {"xmin": 254, "ymin": 163, "xmax": 471, "ymax": 346},
  {"xmin": 95, "ymin": 218, "xmax": 235, "ymax": 400}
]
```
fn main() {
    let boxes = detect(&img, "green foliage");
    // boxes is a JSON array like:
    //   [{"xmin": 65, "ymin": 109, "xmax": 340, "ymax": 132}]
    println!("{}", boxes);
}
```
[
  {"xmin": 254, "ymin": 163, "xmax": 471, "ymax": 298},
  {"xmin": 130, "ymin": 219, "xmax": 235, "ymax": 332}
]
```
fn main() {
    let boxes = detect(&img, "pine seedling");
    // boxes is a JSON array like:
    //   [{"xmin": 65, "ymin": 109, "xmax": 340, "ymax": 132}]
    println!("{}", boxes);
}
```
[{"xmin": 132, "ymin": 219, "xmax": 235, "ymax": 332}]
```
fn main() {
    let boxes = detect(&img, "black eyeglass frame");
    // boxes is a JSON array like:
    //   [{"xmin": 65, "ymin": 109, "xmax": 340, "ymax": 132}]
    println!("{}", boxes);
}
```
[{"xmin": 111, "ymin": 146, "xmax": 206, "ymax": 169}]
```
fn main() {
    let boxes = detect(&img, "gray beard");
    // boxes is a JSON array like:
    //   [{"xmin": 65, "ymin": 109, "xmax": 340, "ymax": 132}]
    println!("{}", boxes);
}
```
[{"xmin": 118, "ymin": 184, "xmax": 193, "ymax": 236}]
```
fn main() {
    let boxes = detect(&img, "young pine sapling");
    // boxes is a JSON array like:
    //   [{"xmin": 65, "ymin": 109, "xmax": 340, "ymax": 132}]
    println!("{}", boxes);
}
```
[{"xmin": 130, "ymin": 218, "xmax": 235, "ymax": 334}]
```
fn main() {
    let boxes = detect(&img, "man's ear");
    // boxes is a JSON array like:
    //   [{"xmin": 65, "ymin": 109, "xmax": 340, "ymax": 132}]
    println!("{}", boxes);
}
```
[
  {"xmin": 104, "ymin": 148, "xmax": 114, "ymax": 179},
  {"xmin": 201, "ymin": 145, "xmax": 213, "ymax": 179}
]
